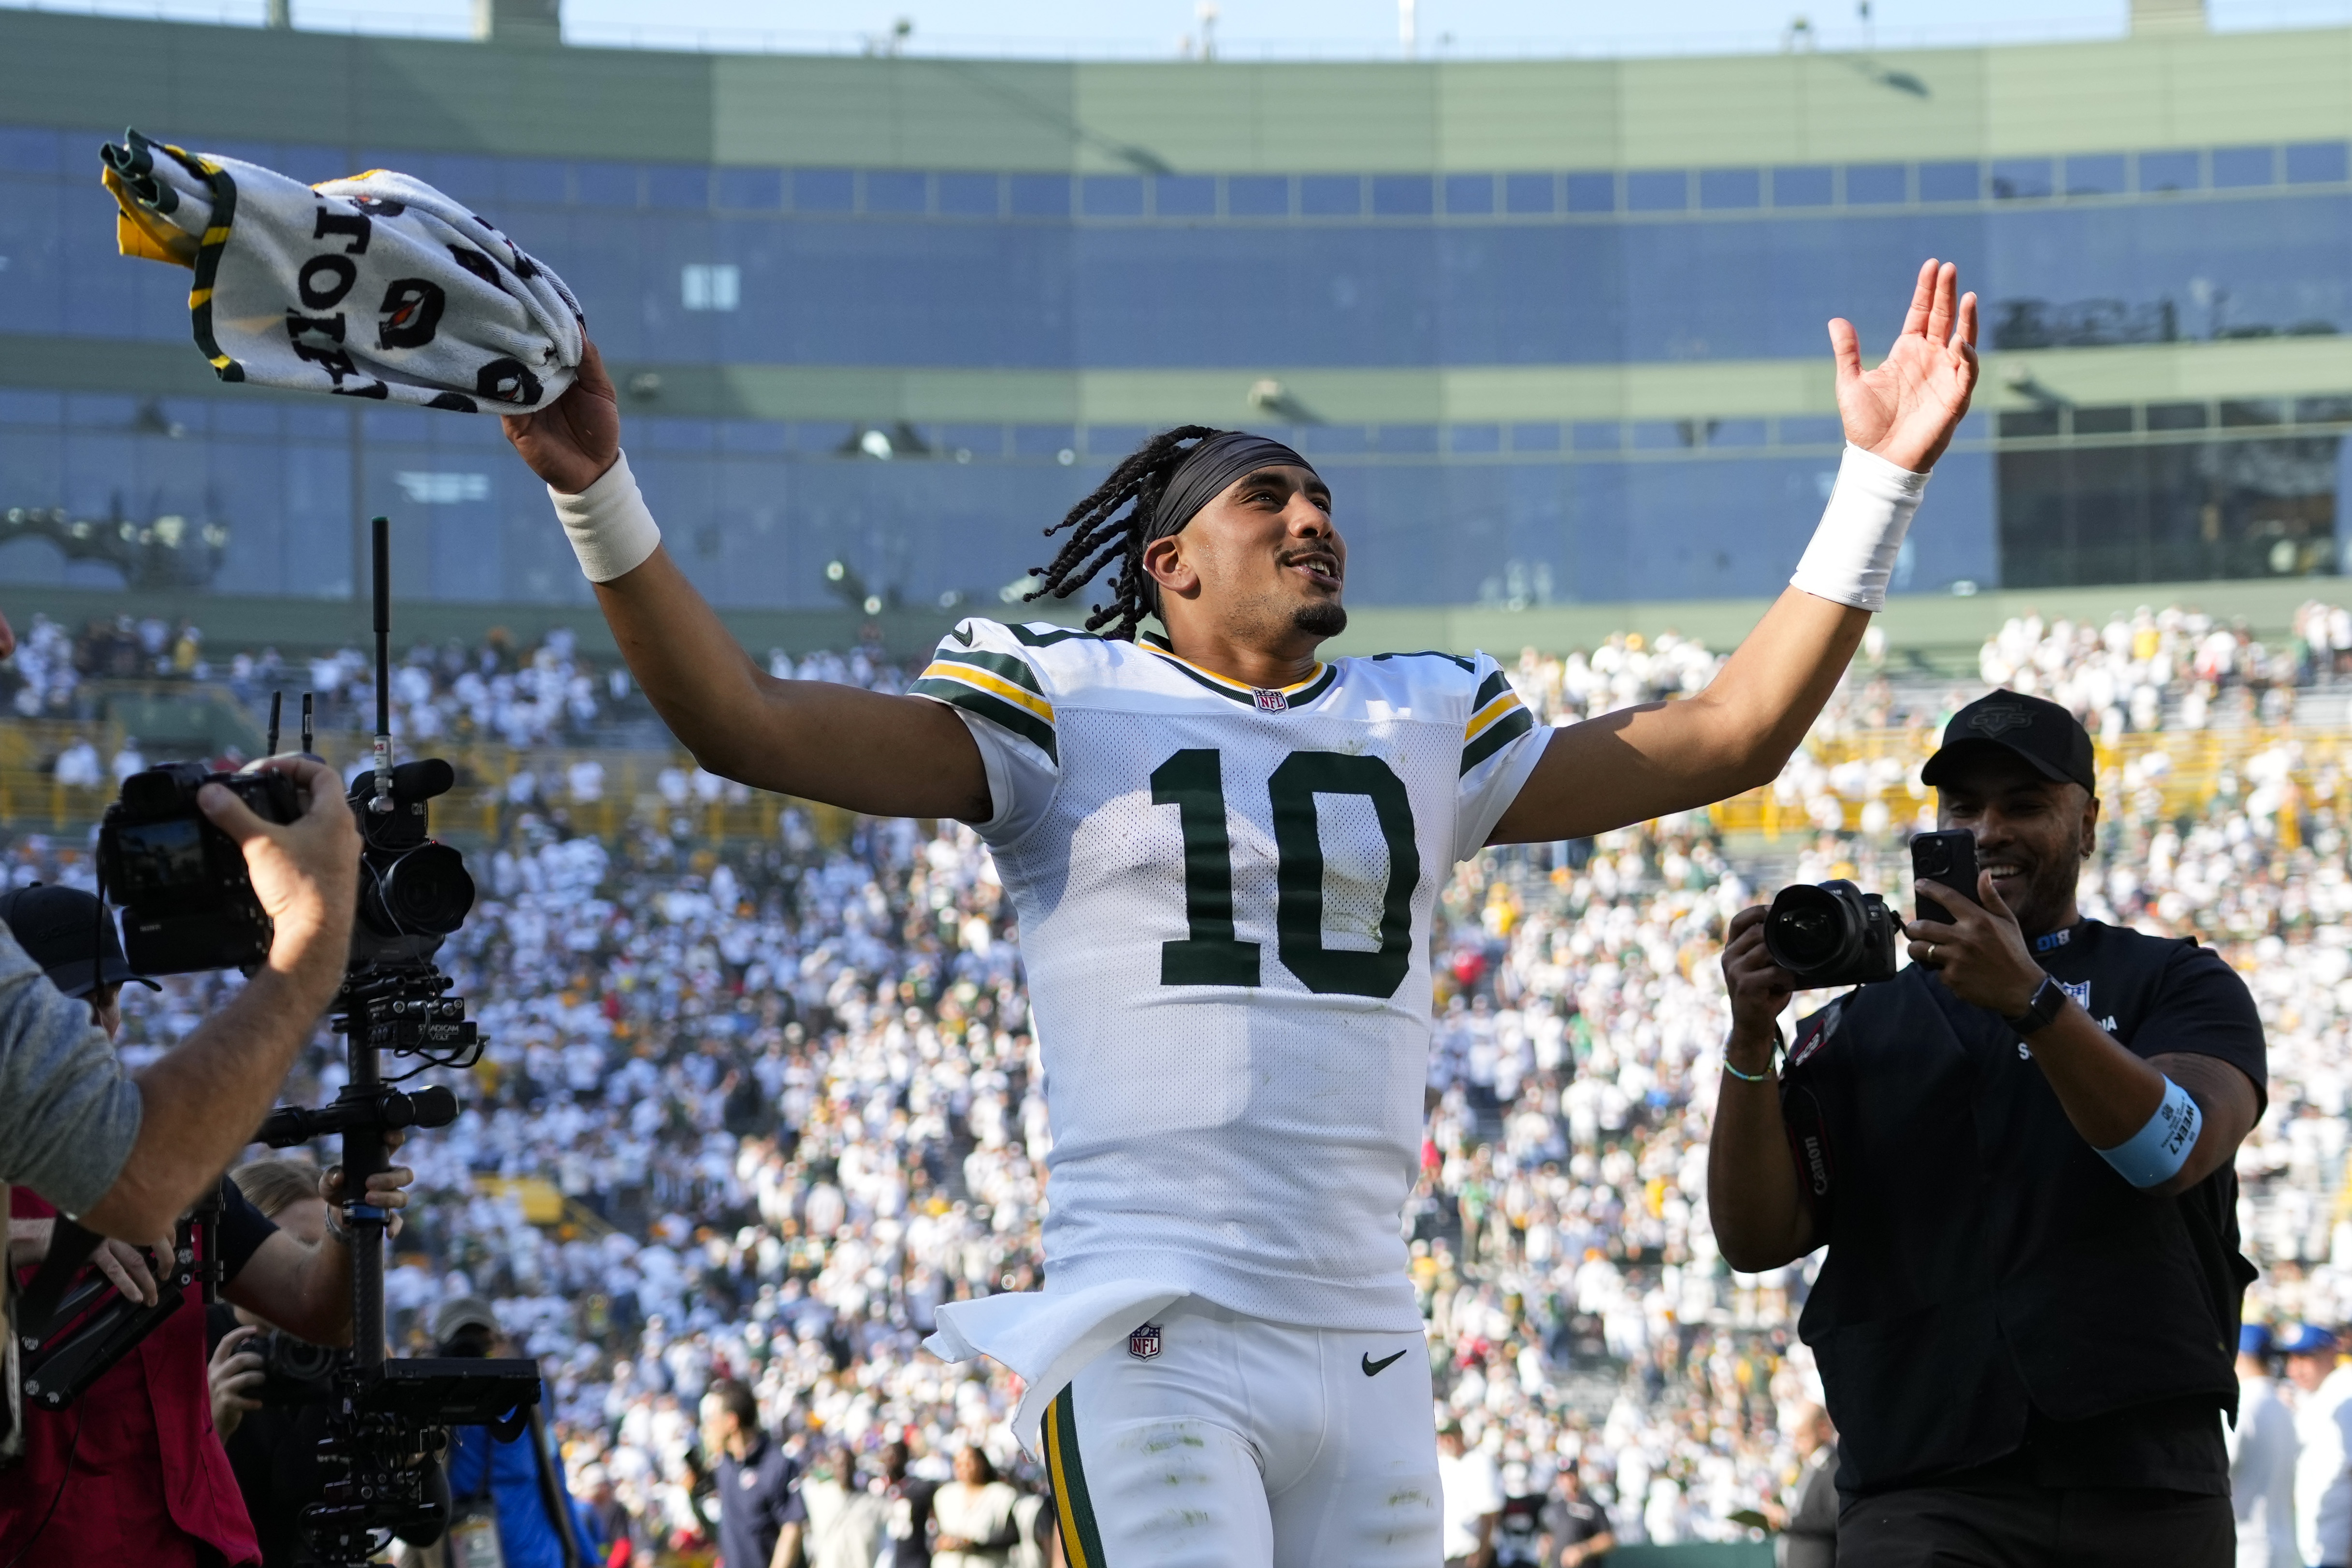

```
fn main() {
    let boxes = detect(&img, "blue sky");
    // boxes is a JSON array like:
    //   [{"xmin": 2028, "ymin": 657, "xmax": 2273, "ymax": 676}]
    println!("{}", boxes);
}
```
[{"xmin": 8, "ymin": 0, "xmax": 2352, "ymax": 56}]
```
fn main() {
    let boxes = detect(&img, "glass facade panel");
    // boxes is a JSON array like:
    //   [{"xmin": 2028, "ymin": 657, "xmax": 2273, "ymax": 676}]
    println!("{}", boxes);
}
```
[
  {"xmin": 1445, "ymin": 173, "xmax": 1496, "ymax": 216},
  {"xmin": 794, "ymin": 169, "xmax": 855, "ymax": 212},
  {"xmin": 1773, "ymin": 166, "xmax": 1833, "ymax": 207},
  {"xmin": 1082, "ymin": 175, "xmax": 1143, "ymax": 217},
  {"xmin": 2001, "ymin": 437, "xmax": 2339, "ymax": 586},
  {"xmin": 1565, "ymin": 173, "xmax": 1615, "ymax": 213},
  {"xmin": 2287, "ymin": 142, "xmax": 2349, "ymax": 185},
  {"xmin": 1503, "ymin": 173, "xmax": 1556, "ymax": 215},
  {"xmin": 2213, "ymin": 145, "xmax": 2277, "ymax": 188},
  {"xmin": 1300, "ymin": 174, "xmax": 1361, "ymax": 216},
  {"xmin": 1845, "ymin": 164, "xmax": 1906, "ymax": 204},
  {"xmin": 1154, "ymin": 175, "xmax": 1216, "ymax": 217},
  {"xmin": 646, "ymin": 164, "xmax": 709, "ymax": 210},
  {"xmin": 575, "ymin": 162, "xmax": 640, "ymax": 207},
  {"xmin": 865, "ymin": 170, "xmax": 928, "ymax": 214},
  {"xmin": 2137, "ymin": 150, "xmax": 2201, "ymax": 193},
  {"xmin": 1625, "ymin": 171, "xmax": 1687, "ymax": 212},
  {"xmin": 715, "ymin": 166, "xmax": 781, "ymax": 211},
  {"xmin": 1371, "ymin": 175, "xmax": 1435, "ymax": 216},
  {"xmin": 1228, "ymin": 175, "xmax": 1289, "ymax": 217},
  {"xmin": 1009, "ymin": 174, "xmax": 1070, "ymax": 216},
  {"xmin": 936, "ymin": 173, "xmax": 1001, "ymax": 216},
  {"xmin": 1991, "ymin": 159, "xmax": 2054, "ymax": 200},
  {"xmin": 1919, "ymin": 161, "xmax": 1980, "ymax": 202},
  {"xmin": 2063, "ymin": 155, "xmax": 2127, "ymax": 196},
  {"xmin": 1698, "ymin": 169, "xmax": 1760, "ymax": 210}
]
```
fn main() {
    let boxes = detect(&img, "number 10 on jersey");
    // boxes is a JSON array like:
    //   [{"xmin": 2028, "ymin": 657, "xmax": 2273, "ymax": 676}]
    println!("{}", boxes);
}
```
[{"xmin": 1150, "ymin": 747, "xmax": 1421, "ymax": 1001}]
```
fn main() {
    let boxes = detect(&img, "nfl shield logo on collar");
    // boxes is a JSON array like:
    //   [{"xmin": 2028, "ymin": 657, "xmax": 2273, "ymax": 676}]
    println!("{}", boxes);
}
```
[
  {"xmin": 1252, "ymin": 687, "xmax": 1288, "ymax": 713},
  {"xmin": 1128, "ymin": 1323, "xmax": 1162, "ymax": 1360}
]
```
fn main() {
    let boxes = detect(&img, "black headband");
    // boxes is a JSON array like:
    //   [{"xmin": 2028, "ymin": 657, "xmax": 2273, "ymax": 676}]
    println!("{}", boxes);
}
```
[{"xmin": 1146, "ymin": 431, "xmax": 1317, "ymax": 545}]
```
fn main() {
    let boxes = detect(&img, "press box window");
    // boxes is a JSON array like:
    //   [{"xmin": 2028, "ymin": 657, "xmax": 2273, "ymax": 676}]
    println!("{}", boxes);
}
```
[{"xmin": 681, "ymin": 263, "xmax": 740, "ymax": 312}]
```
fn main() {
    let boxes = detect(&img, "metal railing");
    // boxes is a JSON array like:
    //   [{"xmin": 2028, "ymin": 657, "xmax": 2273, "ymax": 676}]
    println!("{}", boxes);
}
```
[
  {"xmin": 1707, "ymin": 723, "xmax": 2344, "ymax": 840},
  {"xmin": 13, "ymin": 722, "xmax": 2339, "ymax": 845},
  {"xmin": 0, "ymin": 739, "xmax": 867, "ymax": 847}
]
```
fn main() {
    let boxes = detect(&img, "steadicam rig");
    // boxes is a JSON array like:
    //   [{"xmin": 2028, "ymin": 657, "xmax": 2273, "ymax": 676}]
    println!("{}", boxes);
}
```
[{"xmin": 249, "ymin": 516, "xmax": 538, "ymax": 1566}]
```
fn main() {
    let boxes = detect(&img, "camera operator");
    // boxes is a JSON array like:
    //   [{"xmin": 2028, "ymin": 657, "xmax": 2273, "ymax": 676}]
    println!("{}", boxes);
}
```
[
  {"xmin": 1708, "ymin": 691, "xmax": 2265, "ymax": 1567},
  {"xmin": 0, "ymin": 749, "xmax": 355, "ymax": 1252},
  {"xmin": 0, "ymin": 882, "xmax": 412, "ymax": 1567},
  {"xmin": 204, "ymin": 1157, "xmax": 414, "ymax": 1568}
]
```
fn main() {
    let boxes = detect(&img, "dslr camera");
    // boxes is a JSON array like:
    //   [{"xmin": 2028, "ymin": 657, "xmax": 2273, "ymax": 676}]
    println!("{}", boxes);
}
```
[
  {"xmin": 98, "ymin": 763, "xmax": 300, "ymax": 973},
  {"xmin": 1764, "ymin": 879, "xmax": 1899, "ymax": 988},
  {"xmin": 257, "ymin": 1329, "xmax": 341, "ymax": 1407},
  {"xmin": 96, "ymin": 757, "xmax": 476, "ymax": 978}
]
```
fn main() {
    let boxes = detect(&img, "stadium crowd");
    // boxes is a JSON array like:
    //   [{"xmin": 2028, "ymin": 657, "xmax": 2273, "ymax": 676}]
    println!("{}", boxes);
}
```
[{"xmin": 8, "ymin": 607, "xmax": 2352, "ymax": 1561}]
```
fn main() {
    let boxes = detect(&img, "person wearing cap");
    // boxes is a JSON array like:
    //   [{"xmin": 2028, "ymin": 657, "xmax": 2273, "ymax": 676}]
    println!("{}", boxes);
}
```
[
  {"xmin": 440, "ymin": 1296, "xmax": 594, "ymax": 1568},
  {"xmin": 2289, "ymin": 1324, "xmax": 2352, "ymax": 1568},
  {"xmin": 1711, "ymin": 689, "xmax": 2266, "ymax": 1567},
  {"xmin": 0, "ymin": 884, "xmax": 415, "ymax": 1568},
  {"xmin": 2230, "ymin": 1323, "xmax": 2298, "ymax": 1568}
]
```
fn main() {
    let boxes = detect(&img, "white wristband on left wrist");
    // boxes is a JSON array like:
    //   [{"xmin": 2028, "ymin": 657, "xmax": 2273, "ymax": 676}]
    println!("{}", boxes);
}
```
[{"xmin": 1789, "ymin": 443, "xmax": 1930, "ymax": 613}]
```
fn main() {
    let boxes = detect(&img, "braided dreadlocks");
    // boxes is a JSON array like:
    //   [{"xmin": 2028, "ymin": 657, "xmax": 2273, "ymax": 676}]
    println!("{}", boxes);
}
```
[{"xmin": 1023, "ymin": 425, "xmax": 1225, "ymax": 642}]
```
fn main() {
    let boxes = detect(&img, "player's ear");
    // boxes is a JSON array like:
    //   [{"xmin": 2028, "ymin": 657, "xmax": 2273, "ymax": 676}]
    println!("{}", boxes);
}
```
[{"xmin": 1143, "ymin": 534, "xmax": 1200, "ymax": 603}]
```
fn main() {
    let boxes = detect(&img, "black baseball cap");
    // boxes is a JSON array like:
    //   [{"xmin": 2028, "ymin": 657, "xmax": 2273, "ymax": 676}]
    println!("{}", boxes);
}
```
[
  {"xmin": 1920, "ymin": 690, "xmax": 2098, "ymax": 794},
  {"xmin": 0, "ymin": 883, "xmax": 157, "ymax": 999}
]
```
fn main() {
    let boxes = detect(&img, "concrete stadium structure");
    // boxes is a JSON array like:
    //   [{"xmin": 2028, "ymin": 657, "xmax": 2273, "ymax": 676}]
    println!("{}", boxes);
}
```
[{"xmin": 4, "ymin": 6, "xmax": 2352, "ymax": 655}]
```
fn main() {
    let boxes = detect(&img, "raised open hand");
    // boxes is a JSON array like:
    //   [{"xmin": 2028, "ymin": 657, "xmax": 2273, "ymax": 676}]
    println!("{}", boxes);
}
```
[
  {"xmin": 502, "ymin": 337, "xmax": 620, "ymax": 495},
  {"xmin": 1830, "ymin": 259, "xmax": 1979, "ymax": 474}
]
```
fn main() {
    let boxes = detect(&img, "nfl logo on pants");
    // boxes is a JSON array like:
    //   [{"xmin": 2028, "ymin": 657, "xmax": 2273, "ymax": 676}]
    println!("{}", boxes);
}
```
[{"xmin": 1128, "ymin": 1322, "xmax": 1162, "ymax": 1360}]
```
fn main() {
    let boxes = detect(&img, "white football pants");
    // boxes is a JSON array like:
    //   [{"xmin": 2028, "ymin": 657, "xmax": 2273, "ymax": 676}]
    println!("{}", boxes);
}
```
[{"xmin": 1039, "ymin": 1296, "xmax": 1441, "ymax": 1568}]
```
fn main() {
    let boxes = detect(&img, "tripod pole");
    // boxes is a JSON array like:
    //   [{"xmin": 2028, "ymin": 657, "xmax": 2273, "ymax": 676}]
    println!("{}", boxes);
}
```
[{"xmin": 342, "ymin": 1007, "xmax": 389, "ymax": 1376}]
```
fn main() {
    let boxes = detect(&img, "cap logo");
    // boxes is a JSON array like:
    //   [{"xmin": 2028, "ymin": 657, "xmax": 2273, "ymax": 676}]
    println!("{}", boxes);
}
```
[{"xmin": 1967, "ymin": 705, "xmax": 2034, "ymax": 738}]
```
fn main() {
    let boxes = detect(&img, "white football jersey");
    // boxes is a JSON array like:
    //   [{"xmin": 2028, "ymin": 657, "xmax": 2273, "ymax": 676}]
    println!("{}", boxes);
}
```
[{"xmin": 912, "ymin": 620, "xmax": 1549, "ymax": 1332}]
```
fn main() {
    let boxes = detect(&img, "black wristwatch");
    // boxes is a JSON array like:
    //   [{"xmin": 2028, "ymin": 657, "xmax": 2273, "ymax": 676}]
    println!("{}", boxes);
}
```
[{"xmin": 2003, "ymin": 973, "xmax": 2068, "ymax": 1036}]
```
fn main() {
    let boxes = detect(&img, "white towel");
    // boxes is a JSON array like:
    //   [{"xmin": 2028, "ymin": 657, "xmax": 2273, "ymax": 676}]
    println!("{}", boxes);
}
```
[{"xmin": 101, "ymin": 128, "xmax": 583, "ymax": 414}]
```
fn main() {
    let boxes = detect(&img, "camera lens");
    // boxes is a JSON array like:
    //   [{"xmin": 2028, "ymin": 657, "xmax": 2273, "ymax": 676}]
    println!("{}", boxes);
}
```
[
  {"xmin": 268, "ymin": 1332, "xmax": 336, "ymax": 1382},
  {"xmin": 1765, "ymin": 884, "xmax": 1859, "ymax": 977},
  {"xmin": 362, "ymin": 843, "xmax": 476, "ymax": 937}
]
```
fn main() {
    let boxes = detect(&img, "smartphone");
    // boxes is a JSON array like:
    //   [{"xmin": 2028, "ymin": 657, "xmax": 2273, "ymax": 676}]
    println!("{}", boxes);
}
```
[{"xmin": 1910, "ymin": 829, "xmax": 1980, "ymax": 927}]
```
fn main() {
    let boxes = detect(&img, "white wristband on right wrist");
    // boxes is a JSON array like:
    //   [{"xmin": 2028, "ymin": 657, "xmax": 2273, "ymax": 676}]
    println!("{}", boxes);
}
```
[
  {"xmin": 549, "ymin": 450, "xmax": 662, "ymax": 583},
  {"xmin": 1788, "ymin": 443, "xmax": 1930, "ymax": 613}
]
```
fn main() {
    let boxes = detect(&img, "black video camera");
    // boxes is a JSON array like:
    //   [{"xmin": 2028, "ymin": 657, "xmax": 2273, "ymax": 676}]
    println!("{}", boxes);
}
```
[
  {"xmin": 98, "ymin": 763, "xmax": 300, "ymax": 974},
  {"xmin": 1764, "ymin": 879, "xmax": 1899, "ymax": 987},
  {"xmin": 93, "ymin": 750, "xmax": 476, "ymax": 981},
  {"xmin": 347, "ymin": 759, "xmax": 476, "ymax": 972}
]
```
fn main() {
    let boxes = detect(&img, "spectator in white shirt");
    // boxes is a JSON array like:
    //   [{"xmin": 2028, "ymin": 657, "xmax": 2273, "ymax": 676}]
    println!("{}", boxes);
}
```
[
  {"xmin": 2231, "ymin": 1324, "xmax": 2300, "ymax": 1568},
  {"xmin": 1438, "ymin": 1422, "xmax": 1502, "ymax": 1568},
  {"xmin": 53, "ymin": 737, "xmax": 100, "ymax": 790},
  {"xmin": 2289, "ymin": 1324, "xmax": 2352, "ymax": 1568}
]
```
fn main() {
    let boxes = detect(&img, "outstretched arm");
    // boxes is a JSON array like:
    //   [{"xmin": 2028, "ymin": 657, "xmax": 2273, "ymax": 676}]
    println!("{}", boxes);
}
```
[
  {"xmin": 1490, "ymin": 260, "xmax": 1977, "ymax": 845},
  {"xmin": 502, "ymin": 344, "xmax": 991, "ymax": 821}
]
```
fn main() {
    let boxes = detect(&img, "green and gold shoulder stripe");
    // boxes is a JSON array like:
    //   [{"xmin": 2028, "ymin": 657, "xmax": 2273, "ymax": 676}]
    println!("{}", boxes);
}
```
[
  {"xmin": 912, "ymin": 651, "xmax": 1057, "ymax": 762},
  {"xmin": 1461, "ymin": 673, "xmax": 1535, "ymax": 776}
]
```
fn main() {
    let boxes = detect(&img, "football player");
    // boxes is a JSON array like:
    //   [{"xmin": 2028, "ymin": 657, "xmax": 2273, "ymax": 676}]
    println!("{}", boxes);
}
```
[{"xmin": 504, "ymin": 259, "xmax": 1977, "ymax": 1568}]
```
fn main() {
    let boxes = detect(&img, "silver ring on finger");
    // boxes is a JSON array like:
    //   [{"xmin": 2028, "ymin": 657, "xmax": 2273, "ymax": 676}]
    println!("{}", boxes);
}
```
[{"xmin": 1927, "ymin": 942, "xmax": 1938, "ymax": 962}]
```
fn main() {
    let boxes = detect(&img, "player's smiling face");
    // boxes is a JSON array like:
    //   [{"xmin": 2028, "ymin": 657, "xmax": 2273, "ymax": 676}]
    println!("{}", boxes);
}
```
[
  {"xmin": 1148, "ymin": 464, "xmax": 1347, "ymax": 649},
  {"xmin": 1934, "ymin": 748, "xmax": 2097, "ymax": 935}
]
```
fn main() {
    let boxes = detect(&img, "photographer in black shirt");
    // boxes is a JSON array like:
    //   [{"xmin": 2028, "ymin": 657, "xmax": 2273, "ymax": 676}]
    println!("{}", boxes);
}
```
[{"xmin": 1708, "ymin": 691, "xmax": 2265, "ymax": 1568}]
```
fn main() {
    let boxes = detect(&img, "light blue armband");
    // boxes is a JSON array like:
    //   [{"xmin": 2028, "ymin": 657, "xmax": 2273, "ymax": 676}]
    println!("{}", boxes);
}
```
[{"xmin": 2095, "ymin": 1076, "xmax": 2203, "ymax": 1189}]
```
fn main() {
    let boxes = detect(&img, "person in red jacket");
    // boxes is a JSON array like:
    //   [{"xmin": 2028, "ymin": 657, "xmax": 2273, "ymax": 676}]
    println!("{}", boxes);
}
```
[{"xmin": 0, "ymin": 884, "xmax": 413, "ymax": 1566}]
